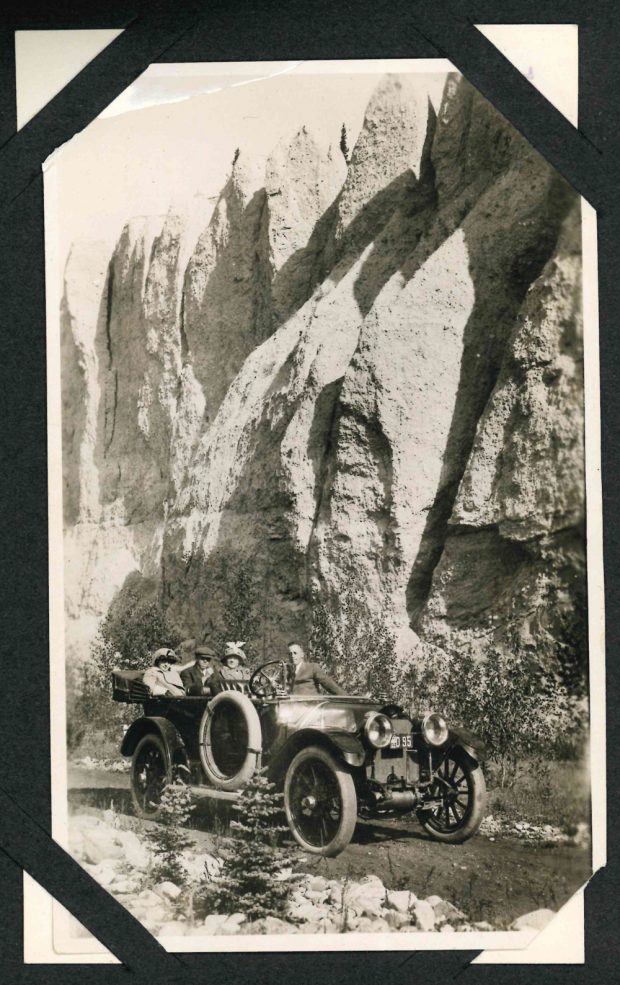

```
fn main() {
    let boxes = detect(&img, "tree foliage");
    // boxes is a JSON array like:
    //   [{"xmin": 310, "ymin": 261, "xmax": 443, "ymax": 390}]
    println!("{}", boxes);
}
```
[
  {"xmin": 407, "ymin": 643, "xmax": 588, "ymax": 780},
  {"xmin": 181, "ymin": 547, "xmax": 262, "ymax": 658},
  {"xmin": 309, "ymin": 584, "xmax": 398, "ymax": 700},
  {"xmin": 67, "ymin": 579, "xmax": 182, "ymax": 754},
  {"xmin": 308, "ymin": 581, "xmax": 587, "ymax": 775}
]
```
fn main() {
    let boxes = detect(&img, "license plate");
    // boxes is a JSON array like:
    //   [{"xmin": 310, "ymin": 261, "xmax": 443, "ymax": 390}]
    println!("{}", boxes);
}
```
[{"xmin": 390, "ymin": 734, "xmax": 413, "ymax": 750}]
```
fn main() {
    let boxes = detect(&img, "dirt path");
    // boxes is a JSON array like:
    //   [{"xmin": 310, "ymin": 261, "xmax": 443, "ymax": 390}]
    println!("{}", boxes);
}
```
[{"xmin": 68, "ymin": 766, "xmax": 590, "ymax": 928}]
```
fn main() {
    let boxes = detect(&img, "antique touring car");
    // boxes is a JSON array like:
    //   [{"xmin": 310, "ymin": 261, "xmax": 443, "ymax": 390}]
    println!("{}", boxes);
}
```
[{"xmin": 113, "ymin": 660, "xmax": 487, "ymax": 857}]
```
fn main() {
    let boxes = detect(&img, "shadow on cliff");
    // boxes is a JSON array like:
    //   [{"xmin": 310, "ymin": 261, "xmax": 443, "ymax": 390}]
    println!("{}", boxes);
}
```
[
  {"xmin": 273, "ymin": 97, "xmax": 439, "ymax": 326},
  {"xmin": 182, "ymin": 180, "xmax": 273, "ymax": 421},
  {"xmin": 404, "ymin": 176, "xmax": 579, "ymax": 627}
]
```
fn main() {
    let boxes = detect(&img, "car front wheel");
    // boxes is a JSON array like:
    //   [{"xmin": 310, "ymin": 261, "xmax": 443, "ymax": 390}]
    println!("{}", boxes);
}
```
[
  {"xmin": 284, "ymin": 745, "xmax": 357, "ymax": 857},
  {"xmin": 418, "ymin": 747, "xmax": 487, "ymax": 843}
]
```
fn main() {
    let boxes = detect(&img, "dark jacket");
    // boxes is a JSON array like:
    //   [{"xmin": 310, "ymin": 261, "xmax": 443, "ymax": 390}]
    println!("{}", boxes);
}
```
[
  {"xmin": 181, "ymin": 662, "xmax": 216, "ymax": 696},
  {"xmin": 292, "ymin": 660, "xmax": 346, "ymax": 696}
]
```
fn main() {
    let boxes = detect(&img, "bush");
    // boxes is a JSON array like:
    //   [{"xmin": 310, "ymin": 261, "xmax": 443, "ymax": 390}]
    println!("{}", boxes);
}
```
[
  {"xmin": 309, "ymin": 585, "xmax": 399, "ymax": 699},
  {"xmin": 407, "ymin": 643, "xmax": 588, "ymax": 784},
  {"xmin": 67, "ymin": 581, "xmax": 182, "ymax": 755},
  {"xmin": 174, "ymin": 546, "xmax": 263, "ymax": 658},
  {"xmin": 198, "ymin": 771, "xmax": 295, "ymax": 921}
]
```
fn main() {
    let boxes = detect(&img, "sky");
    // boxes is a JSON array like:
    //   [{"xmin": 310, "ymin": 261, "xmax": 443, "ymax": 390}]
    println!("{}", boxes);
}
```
[{"xmin": 45, "ymin": 62, "xmax": 449, "ymax": 274}]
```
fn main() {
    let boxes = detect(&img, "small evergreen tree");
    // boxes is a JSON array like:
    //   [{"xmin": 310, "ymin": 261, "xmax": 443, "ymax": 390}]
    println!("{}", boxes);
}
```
[
  {"xmin": 200, "ymin": 771, "xmax": 294, "ymax": 920},
  {"xmin": 147, "ymin": 769, "xmax": 195, "ymax": 885},
  {"xmin": 339, "ymin": 123, "xmax": 350, "ymax": 163}
]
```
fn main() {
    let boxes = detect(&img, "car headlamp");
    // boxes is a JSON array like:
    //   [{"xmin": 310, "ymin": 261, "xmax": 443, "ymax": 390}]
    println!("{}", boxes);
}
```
[
  {"xmin": 422, "ymin": 712, "xmax": 449, "ymax": 747},
  {"xmin": 364, "ymin": 712, "xmax": 393, "ymax": 749}
]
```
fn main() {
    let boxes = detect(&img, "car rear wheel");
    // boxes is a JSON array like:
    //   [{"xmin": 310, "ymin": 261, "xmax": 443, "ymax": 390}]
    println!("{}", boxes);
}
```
[
  {"xmin": 419, "ymin": 747, "xmax": 486, "ymax": 843},
  {"xmin": 284, "ymin": 745, "xmax": 357, "ymax": 857},
  {"xmin": 130, "ymin": 733, "xmax": 171, "ymax": 819}
]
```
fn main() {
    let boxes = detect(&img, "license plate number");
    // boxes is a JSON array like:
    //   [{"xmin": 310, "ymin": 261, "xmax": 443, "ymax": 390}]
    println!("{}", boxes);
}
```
[{"xmin": 390, "ymin": 734, "xmax": 413, "ymax": 750}]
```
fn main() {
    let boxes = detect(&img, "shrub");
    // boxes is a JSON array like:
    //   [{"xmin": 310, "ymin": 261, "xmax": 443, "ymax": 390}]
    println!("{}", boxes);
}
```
[
  {"xmin": 175, "ymin": 547, "xmax": 263, "ymax": 658},
  {"xmin": 407, "ymin": 643, "xmax": 588, "ymax": 784},
  {"xmin": 198, "ymin": 771, "xmax": 295, "ymax": 921},
  {"xmin": 67, "ymin": 581, "xmax": 182, "ymax": 755},
  {"xmin": 309, "ymin": 584, "xmax": 398, "ymax": 699}
]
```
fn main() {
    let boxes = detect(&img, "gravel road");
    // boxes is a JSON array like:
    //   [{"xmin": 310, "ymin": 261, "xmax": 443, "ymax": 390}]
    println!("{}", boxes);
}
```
[{"xmin": 68, "ymin": 765, "xmax": 590, "ymax": 927}]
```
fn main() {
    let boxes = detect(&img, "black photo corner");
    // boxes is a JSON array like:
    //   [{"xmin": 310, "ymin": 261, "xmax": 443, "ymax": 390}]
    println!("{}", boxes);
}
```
[{"xmin": 0, "ymin": 0, "xmax": 617, "ymax": 982}]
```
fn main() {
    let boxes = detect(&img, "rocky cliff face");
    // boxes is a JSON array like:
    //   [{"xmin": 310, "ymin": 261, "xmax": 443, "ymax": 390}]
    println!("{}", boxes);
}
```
[{"xmin": 61, "ymin": 73, "xmax": 585, "ymax": 673}]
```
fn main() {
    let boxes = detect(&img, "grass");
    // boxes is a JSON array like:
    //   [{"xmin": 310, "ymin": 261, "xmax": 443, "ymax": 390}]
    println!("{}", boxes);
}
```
[{"xmin": 485, "ymin": 756, "xmax": 590, "ymax": 834}]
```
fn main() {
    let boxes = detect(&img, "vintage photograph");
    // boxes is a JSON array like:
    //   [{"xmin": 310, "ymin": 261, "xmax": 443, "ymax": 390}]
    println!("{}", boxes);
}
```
[{"xmin": 47, "ymin": 61, "xmax": 593, "ymax": 946}]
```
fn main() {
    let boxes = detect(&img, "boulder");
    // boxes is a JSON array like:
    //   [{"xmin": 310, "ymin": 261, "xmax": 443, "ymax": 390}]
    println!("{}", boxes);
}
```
[
  {"xmin": 412, "ymin": 900, "xmax": 436, "ymax": 932},
  {"xmin": 347, "ymin": 916, "xmax": 391, "ymax": 934},
  {"xmin": 81, "ymin": 826, "xmax": 125, "ymax": 864},
  {"xmin": 427, "ymin": 898, "xmax": 466, "ymax": 923},
  {"xmin": 243, "ymin": 916, "xmax": 295, "ymax": 935},
  {"xmin": 511, "ymin": 909, "xmax": 555, "ymax": 932},
  {"xmin": 86, "ymin": 861, "xmax": 119, "ymax": 888},
  {"xmin": 304, "ymin": 875, "xmax": 331, "ymax": 893},
  {"xmin": 384, "ymin": 910, "xmax": 412, "ymax": 930},
  {"xmin": 115, "ymin": 829, "xmax": 150, "ymax": 870},
  {"xmin": 386, "ymin": 890, "xmax": 417, "ymax": 914},
  {"xmin": 137, "ymin": 889, "xmax": 165, "ymax": 907},
  {"xmin": 301, "ymin": 916, "xmax": 340, "ymax": 935},
  {"xmin": 204, "ymin": 912, "xmax": 247, "ymax": 935},
  {"xmin": 180, "ymin": 851, "xmax": 223, "ymax": 881},
  {"xmin": 158, "ymin": 921, "xmax": 189, "ymax": 936},
  {"xmin": 341, "ymin": 880, "xmax": 387, "ymax": 918},
  {"xmin": 287, "ymin": 901, "xmax": 326, "ymax": 924},
  {"xmin": 304, "ymin": 889, "xmax": 330, "ymax": 904},
  {"xmin": 154, "ymin": 881, "xmax": 182, "ymax": 901},
  {"xmin": 111, "ymin": 877, "xmax": 141, "ymax": 895},
  {"xmin": 472, "ymin": 921, "xmax": 495, "ymax": 932}
]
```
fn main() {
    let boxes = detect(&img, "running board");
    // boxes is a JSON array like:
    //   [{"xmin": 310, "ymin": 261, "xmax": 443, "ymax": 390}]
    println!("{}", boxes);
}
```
[{"xmin": 188, "ymin": 785, "xmax": 240, "ymax": 802}]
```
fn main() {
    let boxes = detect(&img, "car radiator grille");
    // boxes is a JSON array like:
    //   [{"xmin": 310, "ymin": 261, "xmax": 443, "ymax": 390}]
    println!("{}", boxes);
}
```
[{"xmin": 371, "ymin": 719, "xmax": 419, "ymax": 785}]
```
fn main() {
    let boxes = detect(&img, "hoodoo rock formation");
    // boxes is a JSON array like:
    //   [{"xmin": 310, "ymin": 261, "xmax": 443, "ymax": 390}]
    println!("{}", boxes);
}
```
[{"xmin": 61, "ymin": 73, "xmax": 585, "ymax": 673}]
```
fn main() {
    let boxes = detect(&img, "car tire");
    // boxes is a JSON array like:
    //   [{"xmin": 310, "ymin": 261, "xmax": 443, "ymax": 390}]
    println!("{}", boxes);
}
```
[
  {"xmin": 284, "ymin": 745, "xmax": 357, "ymax": 857},
  {"xmin": 418, "ymin": 747, "xmax": 487, "ymax": 844},
  {"xmin": 199, "ymin": 691, "xmax": 262, "ymax": 791},
  {"xmin": 130, "ymin": 733, "xmax": 171, "ymax": 820}
]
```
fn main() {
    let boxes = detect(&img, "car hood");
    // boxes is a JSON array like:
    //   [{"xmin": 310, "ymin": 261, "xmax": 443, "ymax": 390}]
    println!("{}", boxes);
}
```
[{"xmin": 269, "ymin": 695, "xmax": 382, "ymax": 733}]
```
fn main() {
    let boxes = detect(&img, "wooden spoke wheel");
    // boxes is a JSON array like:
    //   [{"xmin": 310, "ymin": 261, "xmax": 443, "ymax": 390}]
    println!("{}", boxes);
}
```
[
  {"xmin": 130, "ymin": 734, "xmax": 171, "ymax": 819},
  {"xmin": 419, "ymin": 747, "xmax": 486, "ymax": 843},
  {"xmin": 284, "ymin": 745, "xmax": 357, "ymax": 857}
]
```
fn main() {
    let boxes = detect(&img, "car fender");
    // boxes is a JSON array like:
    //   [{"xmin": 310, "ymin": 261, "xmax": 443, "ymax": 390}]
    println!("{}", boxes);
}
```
[
  {"xmin": 447, "ymin": 724, "xmax": 486, "ymax": 764},
  {"xmin": 121, "ymin": 716, "xmax": 187, "ymax": 762},
  {"xmin": 269, "ymin": 728, "xmax": 366, "ymax": 779}
]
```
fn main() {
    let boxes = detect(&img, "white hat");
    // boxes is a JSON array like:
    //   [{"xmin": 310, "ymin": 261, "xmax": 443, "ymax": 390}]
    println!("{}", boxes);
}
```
[{"xmin": 224, "ymin": 641, "xmax": 247, "ymax": 662}]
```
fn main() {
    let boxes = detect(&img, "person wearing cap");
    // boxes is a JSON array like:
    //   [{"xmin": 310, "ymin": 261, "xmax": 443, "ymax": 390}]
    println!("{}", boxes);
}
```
[
  {"xmin": 181, "ymin": 644, "xmax": 220, "ymax": 696},
  {"xmin": 142, "ymin": 648, "xmax": 187, "ymax": 697}
]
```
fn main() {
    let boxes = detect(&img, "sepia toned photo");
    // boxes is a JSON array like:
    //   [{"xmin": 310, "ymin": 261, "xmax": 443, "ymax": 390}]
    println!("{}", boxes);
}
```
[{"xmin": 45, "ymin": 60, "xmax": 598, "ymax": 952}]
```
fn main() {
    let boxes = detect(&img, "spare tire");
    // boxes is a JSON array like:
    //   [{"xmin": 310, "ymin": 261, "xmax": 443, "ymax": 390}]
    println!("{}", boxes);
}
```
[{"xmin": 199, "ymin": 691, "xmax": 262, "ymax": 791}]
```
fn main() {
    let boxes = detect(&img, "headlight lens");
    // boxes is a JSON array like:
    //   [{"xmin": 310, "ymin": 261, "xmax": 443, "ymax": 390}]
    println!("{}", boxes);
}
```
[
  {"xmin": 364, "ymin": 713, "xmax": 393, "ymax": 749},
  {"xmin": 422, "ymin": 712, "xmax": 449, "ymax": 747}
]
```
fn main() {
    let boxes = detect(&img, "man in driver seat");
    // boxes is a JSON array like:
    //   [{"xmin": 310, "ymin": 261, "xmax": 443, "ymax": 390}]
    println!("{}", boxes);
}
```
[{"xmin": 288, "ymin": 642, "xmax": 346, "ymax": 696}]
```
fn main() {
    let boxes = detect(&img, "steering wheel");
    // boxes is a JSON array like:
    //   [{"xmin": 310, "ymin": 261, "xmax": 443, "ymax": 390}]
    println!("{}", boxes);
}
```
[{"xmin": 249, "ymin": 660, "xmax": 290, "ymax": 699}]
